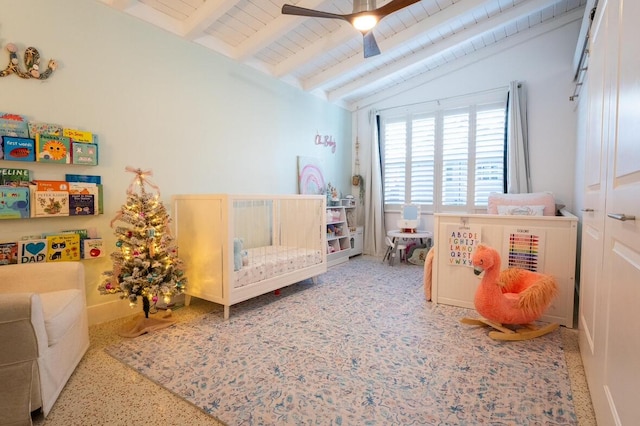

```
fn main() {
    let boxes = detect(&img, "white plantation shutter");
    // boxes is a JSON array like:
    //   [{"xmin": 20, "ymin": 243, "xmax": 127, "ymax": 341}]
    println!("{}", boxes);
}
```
[
  {"xmin": 380, "ymin": 91, "xmax": 506, "ymax": 211},
  {"xmin": 441, "ymin": 110, "xmax": 469, "ymax": 206},
  {"xmin": 475, "ymin": 104, "xmax": 506, "ymax": 205},
  {"xmin": 410, "ymin": 115, "xmax": 435, "ymax": 204},
  {"xmin": 383, "ymin": 119, "xmax": 406, "ymax": 204}
]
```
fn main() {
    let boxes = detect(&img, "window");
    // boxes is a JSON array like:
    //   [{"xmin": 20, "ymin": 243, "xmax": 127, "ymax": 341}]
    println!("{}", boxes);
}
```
[{"xmin": 381, "ymin": 96, "xmax": 506, "ymax": 212}]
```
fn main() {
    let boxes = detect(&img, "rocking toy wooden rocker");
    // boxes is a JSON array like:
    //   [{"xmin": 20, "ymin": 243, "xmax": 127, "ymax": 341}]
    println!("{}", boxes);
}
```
[{"xmin": 461, "ymin": 244, "xmax": 559, "ymax": 341}]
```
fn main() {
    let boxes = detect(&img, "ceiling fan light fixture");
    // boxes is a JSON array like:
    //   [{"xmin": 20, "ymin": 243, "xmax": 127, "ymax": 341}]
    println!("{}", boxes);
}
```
[{"xmin": 352, "ymin": 15, "xmax": 378, "ymax": 31}]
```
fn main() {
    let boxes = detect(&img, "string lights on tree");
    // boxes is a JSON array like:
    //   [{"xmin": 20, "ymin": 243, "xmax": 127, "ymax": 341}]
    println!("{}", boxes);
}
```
[{"xmin": 98, "ymin": 167, "xmax": 187, "ymax": 332}]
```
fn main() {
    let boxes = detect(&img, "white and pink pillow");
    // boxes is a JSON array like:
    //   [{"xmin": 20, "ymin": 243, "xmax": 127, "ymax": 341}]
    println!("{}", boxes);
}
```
[{"xmin": 488, "ymin": 192, "xmax": 557, "ymax": 216}]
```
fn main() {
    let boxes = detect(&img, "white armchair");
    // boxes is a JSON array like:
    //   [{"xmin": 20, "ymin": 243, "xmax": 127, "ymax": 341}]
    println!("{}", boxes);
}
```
[{"xmin": 0, "ymin": 262, "xmax": 89, "ymax": 425}]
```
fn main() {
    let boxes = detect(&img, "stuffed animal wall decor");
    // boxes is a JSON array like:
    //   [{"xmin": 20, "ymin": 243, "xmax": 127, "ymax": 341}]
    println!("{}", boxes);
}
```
[{"xmin": 461, "ymin": 244, "xmax": 559, "ymax": 341}]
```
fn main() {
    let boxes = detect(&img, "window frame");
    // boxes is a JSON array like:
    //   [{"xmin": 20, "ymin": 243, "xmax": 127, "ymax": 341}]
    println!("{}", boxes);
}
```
[{"xmin": 380, "ymin": 90, "xmax": 507, "ymax": 214}]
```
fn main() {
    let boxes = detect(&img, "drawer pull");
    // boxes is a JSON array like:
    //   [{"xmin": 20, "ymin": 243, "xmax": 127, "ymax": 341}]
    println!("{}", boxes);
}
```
[
  {"xmin": 581, "ymin": 208, "xmax": 594, "ymax": 212},
  {"xmin": 607, "ymin": 213, "xmax": 636, "ymax": 221}
]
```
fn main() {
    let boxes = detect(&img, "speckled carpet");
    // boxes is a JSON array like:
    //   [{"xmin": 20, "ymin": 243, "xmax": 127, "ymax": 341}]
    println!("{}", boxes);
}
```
[{"xmin": 106, "ymin": 256, "xmax": 577, "ymax": 425}]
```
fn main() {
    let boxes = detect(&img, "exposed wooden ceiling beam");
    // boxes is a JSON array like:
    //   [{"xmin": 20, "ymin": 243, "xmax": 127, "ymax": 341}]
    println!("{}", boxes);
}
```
[{"xmin": 304, "ymin": 0, "xmax": 562, "ymax": 93}]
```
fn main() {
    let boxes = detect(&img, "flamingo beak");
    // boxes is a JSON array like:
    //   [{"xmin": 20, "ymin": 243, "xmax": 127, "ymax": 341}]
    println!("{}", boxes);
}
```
[{"xmin": 473, "ymin": 266, "xmax": 484, "ymax": 276}]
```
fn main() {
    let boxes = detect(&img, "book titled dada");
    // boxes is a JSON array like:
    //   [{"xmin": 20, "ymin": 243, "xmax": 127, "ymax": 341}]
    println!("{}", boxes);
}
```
[
  {"xmin": 18, "ymin": 239, "xmax": 48, "ymax": 263},
  {"xmin": 46, "ymin": 234, "xmax": 81, "ymax": 262},
  {"xmin": 2, "ymin": 136, "xmax": 35, "ymax": 161}
]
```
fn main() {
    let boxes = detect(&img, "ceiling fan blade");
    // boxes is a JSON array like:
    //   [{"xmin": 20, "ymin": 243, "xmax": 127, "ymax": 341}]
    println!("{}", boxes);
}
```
[
  {"xmin": 373, "ymin": 0, "xmax": 421, "ymax": 19},
  {"xmin": 363, "ymin": 31, "xmax": 381, "ymax": 58},
  {"xmin": 281, "ymin": 4, "xmax": 348, "ymax": 21}
]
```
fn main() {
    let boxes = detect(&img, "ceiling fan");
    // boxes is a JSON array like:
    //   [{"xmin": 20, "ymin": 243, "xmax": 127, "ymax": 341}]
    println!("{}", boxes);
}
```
[{"xmin": 281, "ymin": 0, "xmax": 420, "ymax": 58}]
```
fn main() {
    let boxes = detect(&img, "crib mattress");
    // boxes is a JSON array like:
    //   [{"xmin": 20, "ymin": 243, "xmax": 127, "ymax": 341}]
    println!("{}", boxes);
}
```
[{"xmin": 234, "ymin": 245, "xmax": 323, "ymax": 288}]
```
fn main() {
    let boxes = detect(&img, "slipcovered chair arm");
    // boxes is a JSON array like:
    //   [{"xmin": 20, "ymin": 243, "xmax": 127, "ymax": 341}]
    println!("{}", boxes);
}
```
[
  {"xmin": 0, "ymin": 293, "xmax": 48, "ymax": 360},
  {"xmin": 0, "ymin": 293, "xmax": 47, "ymax": 425},
  {"xmin": 0, "ymin": 262, "xmax": 86, "ymax": 295}
]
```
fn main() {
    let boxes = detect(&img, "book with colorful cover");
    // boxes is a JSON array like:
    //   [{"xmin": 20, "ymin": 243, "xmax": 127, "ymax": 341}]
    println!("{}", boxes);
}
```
[
  {"xmin": 33, "ymin": 180, "xmax": 69, "ymax": 191},
  {"xmin": 46, "ymin": 234, "xmax": 81, "ymax": 262},
  {"xmin": 0, "ymin": 113, "xmax": 29, "ymax": 138},
  {"xmin": 36, "ymin": 134, "xmax": 71, "ymax": 164},
  {"xmin": 28, "ymin": 122, "xmax": 62, "ymax": 138},
  {"xmin": 30, "ymin": 186, "xmax": 69, "ymax": 217},
  {"xmin": 44, "ymin": 229, "xmax": 89, "ymax": 240},
  {"xmin": 83, "ymin": 238, "xmax": 105, "ymax": 259},
  {"xmin": 2, "ymin": 136, "xmax": 35, "ymax": 161},
  {"xmin": 69, "ymin": 193, "xmax": 95, "ymax": 215},
  {"xmin": 0, "ymin": 186, "xmax": 30, "ymax": 219},
  {"xmin": 0, "ymin": 242, "xmax": 19, "ymax": 265},
  {"xmin": 0, "ymin": 168, "xmax": 31, "ymax": 187},
  {"xmin": 63, "ymin": 128, "xmax": 95, "ymax": 143},
  {"xmin": 69, "ymin": 182, "xmax": 101, "ymax": 214},
  {"xmin": 65, "ymin": 174, "xmax": 101, "ymax": 184},
  {"xmin": 71, "ymin": 142, "xmax": 98, "ymax": 165},
  {"xmin": 18, "ymin": 239, "xmax": 48, "ymax": 263}
]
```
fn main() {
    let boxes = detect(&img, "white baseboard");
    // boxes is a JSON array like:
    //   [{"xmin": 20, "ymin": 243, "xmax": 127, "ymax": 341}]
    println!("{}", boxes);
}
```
[{"xmin": 87, "ymin": 299, "xmax": 138, "ymax": 326}]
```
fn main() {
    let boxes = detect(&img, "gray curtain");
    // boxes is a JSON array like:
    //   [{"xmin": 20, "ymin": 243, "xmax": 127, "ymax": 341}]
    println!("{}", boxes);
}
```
[
  {"xmin": 506, "ymin": 81, "xmax": 531, "ymax": 193},
  {"xmin": 363, "ymin": 110, "xmax": 386, "ymax": 256}
]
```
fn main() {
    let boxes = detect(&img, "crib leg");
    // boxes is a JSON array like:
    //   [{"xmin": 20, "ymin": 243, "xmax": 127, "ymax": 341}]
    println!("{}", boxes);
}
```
[
  {"xmin": 312, "ymin": 276, "xmax": 318, "ymax": 285},
  {"xmin": 224, "ymin": 305, "xmax": 230, "ymax": 320}
]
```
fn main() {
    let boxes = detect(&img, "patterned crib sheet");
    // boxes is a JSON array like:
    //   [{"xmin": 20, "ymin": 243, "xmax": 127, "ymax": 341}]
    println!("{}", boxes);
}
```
[{"xmin": 234, "ymin": 245, "xmax": 323, "ymax": 289}]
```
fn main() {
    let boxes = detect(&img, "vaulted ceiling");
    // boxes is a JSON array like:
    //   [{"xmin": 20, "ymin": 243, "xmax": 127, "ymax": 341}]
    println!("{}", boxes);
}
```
[{"xmin": 100, "ymin": 0, "xmax": 586, "ymax": 110}]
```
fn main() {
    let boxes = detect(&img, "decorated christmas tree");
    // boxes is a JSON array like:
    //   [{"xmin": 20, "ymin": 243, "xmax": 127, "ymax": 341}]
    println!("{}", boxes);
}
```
[{"xmin": 98, "ymin": 167, "xmax": 187, "ymax": 328}]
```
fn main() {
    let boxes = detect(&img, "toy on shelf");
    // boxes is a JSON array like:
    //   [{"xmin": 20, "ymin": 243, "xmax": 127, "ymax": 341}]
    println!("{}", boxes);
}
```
[{"xmin": 461, "ymin": 244, "xmax": 559, "ymax": 341}]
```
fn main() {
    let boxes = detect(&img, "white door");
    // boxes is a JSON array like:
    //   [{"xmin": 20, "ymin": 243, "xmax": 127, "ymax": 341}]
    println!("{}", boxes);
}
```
[
  {"xmin": 598, "ymin": 0, "xmax": 640, "ymax": 423},
  {"xmin": 577, "ymin": 0, "xmax": 611, "ymax": 414}
]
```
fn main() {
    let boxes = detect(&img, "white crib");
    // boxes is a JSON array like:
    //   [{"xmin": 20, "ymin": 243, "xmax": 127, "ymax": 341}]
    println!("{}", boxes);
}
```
[{"xmin": 172, "ymin": 194, "xmax": 327, "ymax": 319}]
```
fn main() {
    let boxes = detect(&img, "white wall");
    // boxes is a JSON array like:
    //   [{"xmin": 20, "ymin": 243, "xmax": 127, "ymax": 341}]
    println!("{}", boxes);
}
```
[
  {"xmin": 353, "ymin": 20, "xmax": 581, "ymax": 235},
  {"xmin": 0, "ymin": 0, "xmax": 351, "ymax": 323}
]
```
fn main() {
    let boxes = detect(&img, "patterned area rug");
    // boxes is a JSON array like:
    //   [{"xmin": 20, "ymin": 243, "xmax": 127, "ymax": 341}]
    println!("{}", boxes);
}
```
[{"xmin": 106, "ymin": 256, "xmax": 577, "ymax": 425}]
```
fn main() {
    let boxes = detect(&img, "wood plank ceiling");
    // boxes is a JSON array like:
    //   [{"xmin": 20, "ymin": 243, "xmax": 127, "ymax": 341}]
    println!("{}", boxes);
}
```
[{"xmin": 100, "ymin": 0, "xmax": 586, "ymax": 110}]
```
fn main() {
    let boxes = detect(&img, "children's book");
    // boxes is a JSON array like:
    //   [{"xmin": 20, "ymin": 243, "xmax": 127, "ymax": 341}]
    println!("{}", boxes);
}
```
[
  {"xmin": 69, "ymin": 182, "xmax": 101, "ymax": 214},
  {"xmin": 0, "ymin": 168, "xmax": 31, "ymax": 187},
  {"xmin": 0, "ymin": 242, "xmax": 19, "ymax": 265},
  {"xmin": 69, "ymin": 193, "xmax": 96, "ymax": 215},
  {"xmin": 30, "ymin": 185, "xmax": 69, "ymax": 217},
  {"xmin": 0, "ymin": 113, "xmax": 29, "ymax": 138},
  {"xmin": 65, "ymin": 174, "xmax": 101, "ymax": 184},
  {"xmin": 18, "ymin": 239, "xmax": 48, "ymax": 263},
  {"xmin": 63, "ymin": 128, "xmax": 95, "ymax": 143},
  {"xmin": 33, "ymin": 180, "xmax": 69, "ymax": 191},
  {"xmin": 71, "ymin": 142, "xmax": 98, "ymax": 165},
  {"xmin": 36, "ymin": 134, "xmax": 71, "ymax": 164},
  {"xmin": 55, "ymin": 229, "xmax": 90, "ymax": 240},
  {"xmin": 28, "ymin": 122, "xmax": 62, "ymax": 138},
  {"xmin": 0, "ymin": 186, "xmax": 30, "ymax": 219},
  {"xmin": 2, "ymin": 136, "xmax": 35, "ymax": 161},
  {"xmin": 83, "ymin": 238, "xmax": 105, "ymax": 259},
  {"xmin": 46, "ymin": 234, "xmax": 81, "ymax": 262}
]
